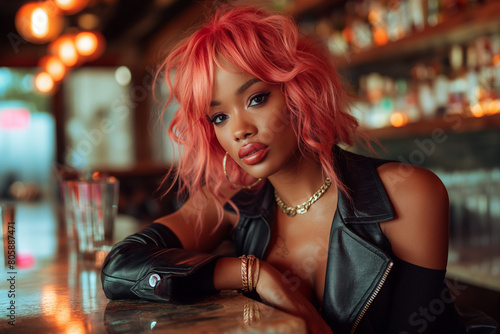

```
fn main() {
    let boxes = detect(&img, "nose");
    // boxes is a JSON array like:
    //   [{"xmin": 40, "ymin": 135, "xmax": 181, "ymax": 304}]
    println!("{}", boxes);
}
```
[{"xmin": 232, "ymin": 112, "xmax": 256, "ymax": 142}]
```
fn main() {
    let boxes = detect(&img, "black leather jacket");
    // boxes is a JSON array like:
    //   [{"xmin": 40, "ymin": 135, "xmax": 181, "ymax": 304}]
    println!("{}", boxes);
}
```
[
  {"xmin": 226, "ymin": 147, "xmax": 495, "ymax": 333},
  {"xmin": 102, "ymin": 147, "xmax": 497, "ymax": 333}
]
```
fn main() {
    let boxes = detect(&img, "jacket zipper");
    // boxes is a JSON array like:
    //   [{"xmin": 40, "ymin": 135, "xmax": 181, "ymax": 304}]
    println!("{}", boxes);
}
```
[{"xmin": 350, "ymin": 261, "xmax": 393, "ymax": 334}]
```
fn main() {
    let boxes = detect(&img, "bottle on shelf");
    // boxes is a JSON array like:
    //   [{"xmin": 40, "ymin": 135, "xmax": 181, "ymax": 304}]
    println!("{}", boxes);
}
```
[
  {"xmin": 301, "ymin": 0, "xmax": 500, "ymax": 129},
  {"xmin": 413, "ymin": 62, "xmax": 438, "ymax": 120},
  {"xmin": 433, "ymin": 63, "xmax": 450, "ymax": 117},
  {"xmin": 426, "ymin": 0, "xmax": 441, "ymax": 26},
  {"xmin": 446, "ymin": 44, "xmax": 468, "ymax": 116}
]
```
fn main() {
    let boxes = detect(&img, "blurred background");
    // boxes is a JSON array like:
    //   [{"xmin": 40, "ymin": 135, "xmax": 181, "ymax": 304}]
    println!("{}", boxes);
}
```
[{"xmin": 0, "ymin": 0, "xmax": 499, "ymax": 322}]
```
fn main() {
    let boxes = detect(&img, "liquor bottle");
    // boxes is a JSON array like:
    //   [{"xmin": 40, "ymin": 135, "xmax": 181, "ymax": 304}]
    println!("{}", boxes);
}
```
[
  {"xmin": 426, "ymin": 0, "xmax": 441, "ymax": 26},
  {"xmin": 433, "ymin": 65, "xmax": 450, "ymax": 117},
  {"xmin": 465, "ymin": 43, "xmax": 480, "ymax": 115},
  {"xmin": 447, "ymin": 44, "xmax": 467, "ymax": 115},
  {"xmin": 387, "ymin": 0, "xmax": 402, "ymax": 41},
  {"xmin": 408, "ymin": 0, "xmax": 425, "ymax": 31}
]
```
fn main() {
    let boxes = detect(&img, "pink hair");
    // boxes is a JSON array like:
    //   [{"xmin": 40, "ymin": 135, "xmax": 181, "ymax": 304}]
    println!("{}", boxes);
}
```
[{"xmin": 159, "ymin": 5, "xmax": 370, "ymax": 230}]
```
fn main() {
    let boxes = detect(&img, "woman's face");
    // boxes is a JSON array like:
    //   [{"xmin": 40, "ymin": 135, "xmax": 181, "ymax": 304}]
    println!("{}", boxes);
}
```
[{"xmin": 208, "ymin": 64, "xmax": 298, "ymax": 179}]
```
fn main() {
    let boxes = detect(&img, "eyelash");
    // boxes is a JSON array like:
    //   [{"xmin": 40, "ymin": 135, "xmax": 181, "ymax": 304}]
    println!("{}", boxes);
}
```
[
  {"xmin": 207, "ymin": 92, "xmax": 271, "ymax": 126},
  {"xmin": 248, "ymin": 92, "xmax": 271, "ymax": 108},
  {"xmin": 207, "ymin": 113, "xmax": 228, "ymax": 125}
]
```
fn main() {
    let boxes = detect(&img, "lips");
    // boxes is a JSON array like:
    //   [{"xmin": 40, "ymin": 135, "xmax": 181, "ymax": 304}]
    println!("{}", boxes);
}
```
[{"xmin": 238, "ymin": 142, "xmax": 269, "ymax": 165}]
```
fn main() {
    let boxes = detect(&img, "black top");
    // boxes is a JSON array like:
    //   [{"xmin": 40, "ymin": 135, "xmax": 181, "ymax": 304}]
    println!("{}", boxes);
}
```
[{"xmin": 225, "ymin": 146, "xmax": 470, "ymax": 333}]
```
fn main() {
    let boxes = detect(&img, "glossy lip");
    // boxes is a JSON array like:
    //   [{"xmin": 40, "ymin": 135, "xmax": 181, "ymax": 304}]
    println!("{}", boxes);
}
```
[
  {"xmin": 238, "ymin": 142, "xmax": 269, "ymax": 165},
  {"xmin": 238, "ymin": 142, "xmax": 268, "ymax": 159},
  {"xmin": 241, "ymin": 147, "xmax": 269, "ymax": 165}
]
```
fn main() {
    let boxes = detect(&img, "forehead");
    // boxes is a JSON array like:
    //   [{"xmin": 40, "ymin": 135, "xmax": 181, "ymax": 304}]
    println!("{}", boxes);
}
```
[
  {"xmin": 214, "ymin": 56, "xmax": 241, "ymax": 74},
  {"xmin": 212, "ymin": 63, "xmax": 256, "ymax": 97}
]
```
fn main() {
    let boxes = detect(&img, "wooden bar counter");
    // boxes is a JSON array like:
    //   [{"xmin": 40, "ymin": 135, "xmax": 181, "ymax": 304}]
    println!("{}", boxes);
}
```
[{"xmin": 0, "ymin": 201, "xmax": 306, "ymax": 334}]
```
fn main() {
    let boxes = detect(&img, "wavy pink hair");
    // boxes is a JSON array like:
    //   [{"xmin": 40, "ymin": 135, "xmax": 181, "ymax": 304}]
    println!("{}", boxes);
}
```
[{"xmin": 159, "ymin": 5, "xmax": 369, "ymax": 229}]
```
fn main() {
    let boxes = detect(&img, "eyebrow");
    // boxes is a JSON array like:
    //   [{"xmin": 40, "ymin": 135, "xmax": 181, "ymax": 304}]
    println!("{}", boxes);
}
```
[
  {"xmin": 236, "ymin": 78, "xmax": 261, "ymax": 95},
  {"xmin": 210, "ymin": 78, "xmax": 262, "ymax": 107}
]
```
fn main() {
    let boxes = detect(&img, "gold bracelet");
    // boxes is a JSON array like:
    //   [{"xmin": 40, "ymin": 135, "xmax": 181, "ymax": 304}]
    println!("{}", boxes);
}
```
[
  {"xmin": 253, "ymin": 257, "xmax": 260, "ymax": 291},
  {"xmin": 239, "ymin": 255, "xmax": 249, "ymax": 292},
  {"xmin": 247, "ymin": 255, "xmax": 255, "ymax": 292}
]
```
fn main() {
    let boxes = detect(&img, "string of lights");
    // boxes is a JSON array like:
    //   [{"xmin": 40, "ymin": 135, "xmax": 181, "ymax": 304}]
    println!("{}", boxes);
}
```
[{"xmin": 14, "ymin": 0, "xmax": 105, "ymax": 94}]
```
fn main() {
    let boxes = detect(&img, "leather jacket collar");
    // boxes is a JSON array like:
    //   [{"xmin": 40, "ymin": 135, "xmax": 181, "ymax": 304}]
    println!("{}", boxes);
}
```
[
  {"xmin": 228, "ymin": 146, "xmax": 395, "ymax": 225},
  {"xmin": 333, "ymin": 146, "xmax": 394, "ymax": 224}
]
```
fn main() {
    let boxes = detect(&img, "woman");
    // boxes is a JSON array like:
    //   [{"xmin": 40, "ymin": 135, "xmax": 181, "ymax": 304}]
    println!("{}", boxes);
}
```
[{"xmin": 101, "ymin": 5, "xmax": 486, "ymax": 334}]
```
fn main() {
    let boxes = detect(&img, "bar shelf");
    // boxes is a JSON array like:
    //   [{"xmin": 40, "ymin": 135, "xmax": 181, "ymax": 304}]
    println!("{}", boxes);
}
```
[
  {"xmin": 332, "ymin": 1, "xmax": 500, "ymax": 68},
  {"xmin": 362, "ymin": 113, "xmax": 500, "ymax": 140}
]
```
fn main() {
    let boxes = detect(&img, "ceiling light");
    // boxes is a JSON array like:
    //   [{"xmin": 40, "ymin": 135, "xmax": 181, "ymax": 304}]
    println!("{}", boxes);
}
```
[
  {"xmin": 15, "ymin": 1, "xmax": 64, "ymax": 44},
  {"xmin": 39, "ymin": 56, "xmax": 66, "ymax": 81},
  {"xmin": 34, "ymin": 72, "xmax": 55, "ymax": 93},
  {"xmin": 54, "ymin": 0, "xmax": 89, "ymax": 15},
  {"xmin": 49, "ymin": 35, "xmax": 79, "ymax": 67},
  {"xmin": 78, "ymin": 13, "xmax": 100, "ymax": 30},
  {"xmin": 75, "ymin": 31, "xmax": 105, "ymax": 60}
]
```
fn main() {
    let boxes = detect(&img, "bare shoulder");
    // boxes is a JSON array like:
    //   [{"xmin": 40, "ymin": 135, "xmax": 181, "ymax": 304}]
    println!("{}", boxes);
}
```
[{"xmin": 377, "ymin": 162, "xmax": 449, "ymax": 270}]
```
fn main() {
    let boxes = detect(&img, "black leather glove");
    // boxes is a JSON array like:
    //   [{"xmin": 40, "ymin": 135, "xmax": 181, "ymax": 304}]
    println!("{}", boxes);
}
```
[{"xmin": 101, "ymin": 223, "xmax": 220, "ymax": 303}]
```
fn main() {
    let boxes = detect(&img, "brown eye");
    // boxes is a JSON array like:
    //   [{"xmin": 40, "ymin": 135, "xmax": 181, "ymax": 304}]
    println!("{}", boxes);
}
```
[
  {"xmin": 248, "ymin": 92, "xmax": 271, "ymax": 107},
  {"xmin": 208, "ymin": 113, "xmax": 228, "ymax": 126}
]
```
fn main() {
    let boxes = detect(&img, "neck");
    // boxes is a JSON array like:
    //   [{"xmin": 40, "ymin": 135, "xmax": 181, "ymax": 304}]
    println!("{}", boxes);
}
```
[{"xmin": 268, "ymin": 152, "xmax": 329, "ymax": 206}]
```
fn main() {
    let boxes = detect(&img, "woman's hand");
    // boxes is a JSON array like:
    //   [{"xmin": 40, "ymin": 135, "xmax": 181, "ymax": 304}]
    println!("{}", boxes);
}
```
[{"xmin": 255, "ymin": 261, "xmax": 333, "ymax": 334}]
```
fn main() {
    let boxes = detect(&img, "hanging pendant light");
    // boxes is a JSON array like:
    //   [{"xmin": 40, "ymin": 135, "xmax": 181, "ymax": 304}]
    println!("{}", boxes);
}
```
[
  {"xmin": 49, "ymin": 35, "xmax": 80, "ymax": 67},
  {"xmin": 34, "ymin": 72, "xmax": 55, "ymax": 94},
  {"xmin": 39, "ymin": 56, "xmax": 66, "ymax": 81},
  {"xmin": 53, "ymin": 0, "xmax": 89, "ymax": 15},
  {"xmin": 74, "ymin": 31, "xmax": 105, "ymax": 60},
  {"xmin": 15, "ymin": 1, "xmax": 64, "ymax": 44}
]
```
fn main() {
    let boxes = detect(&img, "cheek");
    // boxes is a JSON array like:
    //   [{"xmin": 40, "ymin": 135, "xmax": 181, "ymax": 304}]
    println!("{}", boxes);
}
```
[
  {"xmin": 213, "ymin": 128, "xmax": 230, "ymax": 152},
  {"xmin": 259, "ymin": 108, "xmax": 293, "ymax": 143}
]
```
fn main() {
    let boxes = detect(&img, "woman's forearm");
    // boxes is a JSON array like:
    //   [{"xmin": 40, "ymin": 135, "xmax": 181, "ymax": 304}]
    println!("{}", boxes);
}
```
[
  {"xmin": 101, "ymin": 223, "xmax": 220, "ymax": 302},
  {"xmin": 213, "ymin": 257, "xmax": 244, "ymax": 291}
]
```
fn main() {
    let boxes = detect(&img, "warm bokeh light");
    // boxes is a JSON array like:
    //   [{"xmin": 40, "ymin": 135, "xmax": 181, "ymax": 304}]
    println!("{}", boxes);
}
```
[
  {"xmin": 75, "ymin": 31, "xmax": 106, "ymax": 60},
  {"xmin": 390, "ymin": 112, "xmax": 408, "ymax": 127},
  {"xmin": 54, "ymin": 0, "xmax": 89, "ymax": 15},
  {"xmin": 75, "ymin": 31, "xmax": 97, "ymax": 56},
  {"xmin": 486, "ymin": 99, "xmax": 500, "ymax": 115},
  {"xmin": 471, "ymin": 103, "xmax": 485, "ymax": 117},
  {"xmin": 39, "ymin": 56, "xmax": 66, "ymax": 81},
  {"xmin": 472, "ymin": 99, "xmax": 500, "ymax": 117},
  {"xmin": 31, "ymin": 8, "xmax": 49, "ymax": 37},
  {"xmin": 492, "ymin": 54, "xmax": 500, "ymax": 67},
  {"xmin": 372, "ymin": 26, "xmax": 388, "ymax": 46},
  {"xmin": 78, "ymin": 13, "xmax": 99, "ymax": 30},
  {"xmin": 15, "ymin": 1, "xmax": 64, "ymax": 44},
  {"xmin": 368, "ymin": 10, "xmax": 382, "ymax": 26},
  {"xmin": 34, "ymin": 72, "xmax": 54, "ymax": 93},
  {"xmin": 50, "ymin": 35, "xmax": 79, "ymax": 67},
  {"xmin": 342, "ymin": 27, "xmax": 354, "ymax": 44}
]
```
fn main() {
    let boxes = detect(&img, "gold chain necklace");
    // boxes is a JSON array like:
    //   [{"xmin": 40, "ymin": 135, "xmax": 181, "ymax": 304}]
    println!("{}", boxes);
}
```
[{"xmin": 274, "ymin": 177, "xmax": 332, "ymax": 217}]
